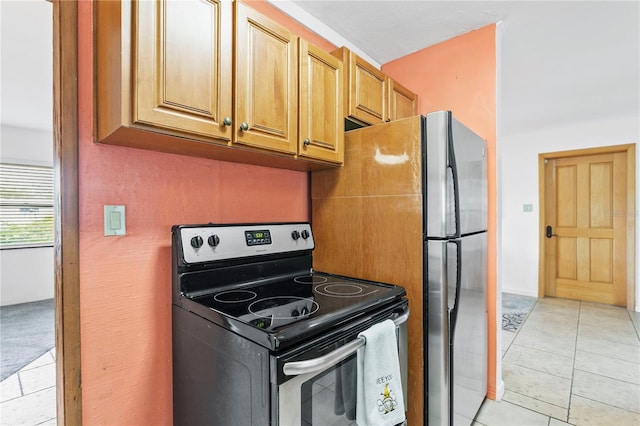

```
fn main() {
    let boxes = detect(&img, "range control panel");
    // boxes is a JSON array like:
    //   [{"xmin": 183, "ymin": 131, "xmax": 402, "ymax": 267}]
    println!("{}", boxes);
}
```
[{"xmin": 178, "ymin": 223, "xmax": 314, "ymax": 264}]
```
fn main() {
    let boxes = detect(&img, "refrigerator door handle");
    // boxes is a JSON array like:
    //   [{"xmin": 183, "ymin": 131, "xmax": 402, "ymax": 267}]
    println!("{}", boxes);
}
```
[
  {"xmin": 447, "ymin": 112, "xmax": 461, "ymax": 238},
  {"xmin": 447, "ymin": 239, "xmax": 462, "ymax": 344}
]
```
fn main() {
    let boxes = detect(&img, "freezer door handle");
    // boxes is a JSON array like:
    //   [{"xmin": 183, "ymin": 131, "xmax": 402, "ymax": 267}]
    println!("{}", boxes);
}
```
[
  {"xmin": 447, "ymin": 112, "xmax": 461, "ymax": 238},
  {"xmin": 546, "ymin": 225, "xmax": 557, "ymax": 238},
  {"xmin": 447, "ymin": 240, "xmax": 462, "ymax": 344}
]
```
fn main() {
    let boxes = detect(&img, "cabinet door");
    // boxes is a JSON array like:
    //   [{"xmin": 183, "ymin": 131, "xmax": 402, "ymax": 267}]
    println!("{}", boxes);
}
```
[
  {"xmin": 235, "ymin": 2, "xmax": 298, "ymax": 154},
  {"xmin": 299, "ymin": 39, "xmax": 344, "ymax": 164},
  {"xmin": 135, "ymin": 0, "xmax": 233, "ymax": 141},
  {"xmin": 334, "ymin": 48, "xmax": 386, "ymax": 126},
  {"xmin": 387, "ymin": 78, "xmax": 418, "ymax": 121}
]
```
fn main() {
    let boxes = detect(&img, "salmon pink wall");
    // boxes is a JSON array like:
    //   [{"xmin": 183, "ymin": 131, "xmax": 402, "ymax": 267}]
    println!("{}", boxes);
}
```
[
  {"xmin": 77, "ymin": 1, "xmax": 334, "ymax": 423},
  {"xmin": 382, "ymin": 25, "xmax": 498, "ymax": 399}
]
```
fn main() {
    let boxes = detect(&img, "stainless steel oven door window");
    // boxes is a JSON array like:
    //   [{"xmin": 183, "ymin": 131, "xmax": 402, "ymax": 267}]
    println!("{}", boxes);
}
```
[{"xmin": 278, "ymin": 313, "xmax": 408, "ymax": 425}]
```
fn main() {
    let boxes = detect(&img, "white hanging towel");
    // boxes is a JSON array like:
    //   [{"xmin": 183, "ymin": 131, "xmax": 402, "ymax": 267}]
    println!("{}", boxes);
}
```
[{"xmin": 356, "ymin": 319, "xmax": 406, "ymax": 426}]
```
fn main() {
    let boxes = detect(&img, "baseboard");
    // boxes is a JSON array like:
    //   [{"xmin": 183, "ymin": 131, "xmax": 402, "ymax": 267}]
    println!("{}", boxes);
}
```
[
  {"xmin": 495, "ymin": 378, "xmax": 505, "ymax": 401},
  {"xmin": 501, "ymin": 287, "xmax": 539, "ymax": 298}
]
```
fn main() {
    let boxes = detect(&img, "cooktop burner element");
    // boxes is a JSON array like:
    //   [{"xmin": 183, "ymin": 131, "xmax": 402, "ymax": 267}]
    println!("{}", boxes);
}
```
[
  {"xmin": 294, "ymin": 275, "xmax": 328, "ymax": 284},
  {"xmin": 214, "ymin": 290, "xmax": 257, "ymax": 303},
  {"xmin": 314, "ymin": 282, "xmax": 379, "ymax": 298}
]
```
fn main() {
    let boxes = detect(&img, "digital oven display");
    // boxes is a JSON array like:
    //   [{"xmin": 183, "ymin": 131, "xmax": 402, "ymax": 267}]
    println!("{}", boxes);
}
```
[{"xmin": 245, "ymin": 230, "xmax": 272, "ymax": 246}]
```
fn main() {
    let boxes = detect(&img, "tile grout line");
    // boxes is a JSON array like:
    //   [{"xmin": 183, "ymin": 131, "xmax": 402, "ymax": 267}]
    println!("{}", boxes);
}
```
[
  {"xmin": 566, "ymin": 300, "xmax": 583, "ymax": 425},
  {"xmin": 506, "ymin": 341, "xmax": 575, "ymax": 361},
  {"xmin": 16, "ymin": 369, "xmax": 25, "ymax": 398},
  {"xmin": 502, "ymin": 387, "xmax": 570, "ymax": 411},
  {"xmin": 628, "ymin": 310, "xmax": 640, "ymax": 341},
  {"xmin": 503, "ymin": 299, "xmax": 539, "ymax": 357},
  {"xmin": 569, "ymin": 392, "xmax": 640, "ymax": 417}
]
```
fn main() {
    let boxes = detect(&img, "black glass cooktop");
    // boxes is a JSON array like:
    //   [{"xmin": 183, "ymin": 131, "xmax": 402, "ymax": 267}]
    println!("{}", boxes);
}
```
[{"xmin": 192, "ymin": 272, "xmax": 405, "ymax": 334}]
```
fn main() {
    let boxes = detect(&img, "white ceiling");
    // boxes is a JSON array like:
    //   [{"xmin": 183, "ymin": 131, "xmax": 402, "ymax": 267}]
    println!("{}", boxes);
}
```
[
  {"xmin": 1, "ymin": 0, "xmax": 53, "ymax": 133},
  {"xmin": 0, "ymin": 1, "xmax": 638, "ymax": 138}
]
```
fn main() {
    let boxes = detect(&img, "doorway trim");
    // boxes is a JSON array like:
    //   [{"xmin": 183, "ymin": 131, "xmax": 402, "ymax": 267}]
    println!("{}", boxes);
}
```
[
  {"xmin": 53, "ymin": 0, "xmax": 82, "ymax": 423},
  {"xmin": 538, "ymin": 144, "xmax": 636, "ymax": 310}
]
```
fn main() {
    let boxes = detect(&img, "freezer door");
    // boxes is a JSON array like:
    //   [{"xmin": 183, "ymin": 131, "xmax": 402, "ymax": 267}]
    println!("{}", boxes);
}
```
[
  {"xmin": 427, "ymin": 233, "xmax": 487, "ymax": 426},
  {"xmin": 426, "ymin": 239, "xmax": 451, "ymax": 426},
  {"xmin": 425, "ymin": 111, "xmax": 487, "ymax": 238},
  {"xmin": 452, "ymin": 232, "xmax": 487, "ymax": 426}
]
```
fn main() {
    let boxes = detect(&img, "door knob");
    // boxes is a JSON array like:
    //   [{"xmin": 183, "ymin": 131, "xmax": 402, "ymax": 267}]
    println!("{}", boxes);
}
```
[
  {"xmin": 239, "ymin": 122, "xmax": 249, "ymax": 131},
  {"xmin": 222, "ymin": 117, "xmax": 232, "ymax": 126},
  {"xmin": 303, "ymin": 138, "xmax": 311, "ymax": 146}
]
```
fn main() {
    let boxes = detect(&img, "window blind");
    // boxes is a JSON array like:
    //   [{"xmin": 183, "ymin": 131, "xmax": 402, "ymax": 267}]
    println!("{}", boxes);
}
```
[{"xmin": 0, "ymin": 163, "xmax": 54, "ymax": 247}]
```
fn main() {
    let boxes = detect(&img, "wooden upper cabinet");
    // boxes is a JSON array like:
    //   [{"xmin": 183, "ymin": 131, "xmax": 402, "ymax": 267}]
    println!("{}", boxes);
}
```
[
  {"xmin": 332, "ymin": 47, "xmax": 386, "ymax": 126},
  {"xmin": 96, "ymin": 0, "xmax": 233, "ymax": 144},
  {"xmin": 332, "ymin": 47, "xmax": 418, "ymax": 126},
  {"xmin": 299, "ymin": 39, "xmax": 344, "ymax": 164},
  {"xmin": 95, "ymin": 0, "xmax": 341, "ymax": 171},
  {"xmin": 234, "ymin": 2, "xmax": 298, "ymax": 155},
  {"xmin": 387, "ymin": 78, "xmax": 418, "ymax": 121}
]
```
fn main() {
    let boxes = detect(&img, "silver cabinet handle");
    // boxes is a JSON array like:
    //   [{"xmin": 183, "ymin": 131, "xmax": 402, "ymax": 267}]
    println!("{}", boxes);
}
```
[
  {"xmin": 239, "ymin": 122, "xmax": 249, "ymax": 131},
  {"xmin": 303, "ymin": 138, "xmax": 311, "ymax": 146},
  {"xmin": 282, "ymin": 310, "xmax": 409, "ymax": 376},
  {"xmin": 223, "ymin": 117, "xmax": 232, "ymax": 126}
]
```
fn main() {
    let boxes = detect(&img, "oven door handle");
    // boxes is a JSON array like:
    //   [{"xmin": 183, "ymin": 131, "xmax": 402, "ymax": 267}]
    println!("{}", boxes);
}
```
[{"xmin": 282, "ymin": 310, "xmax": 409, "ymax": 376}]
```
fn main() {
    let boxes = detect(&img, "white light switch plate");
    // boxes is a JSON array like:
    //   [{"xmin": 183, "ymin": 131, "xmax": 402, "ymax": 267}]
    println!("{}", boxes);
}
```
[{"xmin": 104, "ymin": 205, "xmax": 126, "ymax": 236}]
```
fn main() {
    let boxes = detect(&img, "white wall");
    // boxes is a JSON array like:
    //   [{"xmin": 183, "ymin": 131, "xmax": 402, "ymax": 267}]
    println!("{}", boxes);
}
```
[
  {"xmin": 1, "ymin": 125, "xmax": 53, "ymax": 166},
  {"xmin": 499, "ymin": 112, "xmax": 640, "ymax": 310},
  {"xmin": 0, "ymin": 247, "xmax": 54, "ymax": 306},
  {"xmin": 0, "ymin": 125, "xmax": 54, "ymax": 306}
]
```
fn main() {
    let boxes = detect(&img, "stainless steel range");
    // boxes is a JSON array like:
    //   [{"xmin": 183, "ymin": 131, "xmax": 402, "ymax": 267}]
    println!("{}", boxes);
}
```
[{"xmin": 171, "ymin": 222, "xmax": 409, "ymax": 426}]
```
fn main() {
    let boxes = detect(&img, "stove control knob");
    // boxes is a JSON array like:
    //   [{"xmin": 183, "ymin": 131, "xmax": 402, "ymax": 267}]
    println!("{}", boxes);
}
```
[
  {"xmin": 291, "ymin": 230, "xmax": 300, "ymax": 240},
  {"xmin": 207, "ymin": 235, "xmax": 220, "ymax": 247},
  {"xmin": 291, "ymin": 309, "xmax": 300, "ymax": 317},
  {"xmin": 301, "ymin": 229, "xmax": 310, "ymax": 240},
  {"xmin": 190, "ymin": 236, "xmax": 204, "ymax": 249},
  {"xmin": 300, "ymin": 306, "xmax": 309, "ymax": 316}
]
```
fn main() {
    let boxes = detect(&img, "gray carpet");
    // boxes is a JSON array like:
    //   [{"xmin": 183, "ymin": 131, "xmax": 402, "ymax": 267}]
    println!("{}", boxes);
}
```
[
  {"xmin": 502, "ymin": 293, "xmax": 537, "ymax": 332},
  {"xmin": 0, "ymin": 298, "xmax": 55, "ymax": 381}
]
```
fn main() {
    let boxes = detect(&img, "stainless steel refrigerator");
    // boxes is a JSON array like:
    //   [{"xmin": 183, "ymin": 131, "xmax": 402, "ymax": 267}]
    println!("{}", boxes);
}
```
[
  {"xmin": 311, "ymin": 111, "xmax": 487, "ymax": 426},
  {"xmin": 425, "ymin": 111, "xmax": 487, "ymax": 426}
]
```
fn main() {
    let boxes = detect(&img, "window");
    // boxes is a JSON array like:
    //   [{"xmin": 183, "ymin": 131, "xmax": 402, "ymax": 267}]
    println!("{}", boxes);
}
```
[{"xmin": 0, "ymin": 163, "xmax": 54, "ymax": 247}]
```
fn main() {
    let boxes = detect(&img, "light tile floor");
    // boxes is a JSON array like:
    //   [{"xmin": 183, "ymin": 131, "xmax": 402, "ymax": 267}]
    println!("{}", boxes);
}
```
[
  {"xmin": 0, "ymin": 349, "xmax": 56, "ymax": 426},
  {"xmin": 475, "ymin": 297, "xmax": 640, "ymax": 426},
  {"xmin": 1, "ymin": 297, "xmax": 639, "ymax": 425}
]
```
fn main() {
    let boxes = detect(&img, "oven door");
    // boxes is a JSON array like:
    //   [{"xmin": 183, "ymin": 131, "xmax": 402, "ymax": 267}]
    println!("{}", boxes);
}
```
[{"xmin": 275, "ymin": 303, "xmax": 409, "ymax": 426}]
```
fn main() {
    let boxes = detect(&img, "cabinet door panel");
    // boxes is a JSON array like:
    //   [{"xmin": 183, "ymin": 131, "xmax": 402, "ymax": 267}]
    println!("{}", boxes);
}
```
[
  {"xmin": 135, "ymin": 0, "xmax": 232, "ymax": 141},
  {"xmin": 388, "ymin": 78, "xmax": 418, "ymax": 121},
  {"xmin": 351, "ymin": 54, "xmax": 386, "ymax": 125},
  {"xmin": 235, "ymin": 3, "xmax": 297, "ymax": 154},
  {"xmin": 299, "ymin": 39, "xmax": 344, "ymax": 164}
]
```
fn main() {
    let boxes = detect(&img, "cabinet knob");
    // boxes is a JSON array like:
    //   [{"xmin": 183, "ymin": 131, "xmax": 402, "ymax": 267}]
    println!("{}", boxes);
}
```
[
  {"xmin": 385, "ymin": 118, "xmax": 391, "ymax": 122},
  {"xmin": 222, "ymin": 117, "xmax": 232, "ymax": 126},
  {"xmin": 239, "ymin": 122, "xmax": 249, "ymax": 131},
  {"xmin": 303, "ymin": 138, "xmax": 311, "ymax": 146}
]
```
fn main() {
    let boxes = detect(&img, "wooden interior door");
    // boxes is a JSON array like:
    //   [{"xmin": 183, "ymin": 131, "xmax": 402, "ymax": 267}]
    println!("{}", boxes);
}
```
[{"xmin": 543, "ymin": 151, "xmax": 628, "ymax": 306}]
